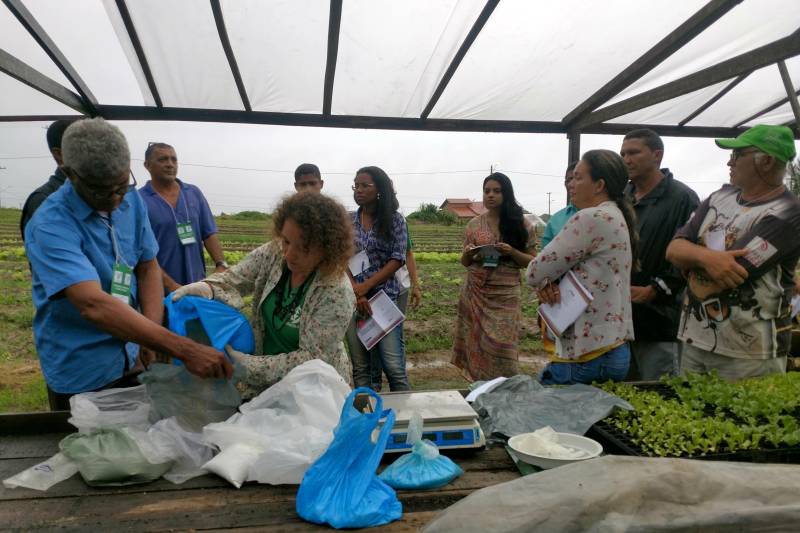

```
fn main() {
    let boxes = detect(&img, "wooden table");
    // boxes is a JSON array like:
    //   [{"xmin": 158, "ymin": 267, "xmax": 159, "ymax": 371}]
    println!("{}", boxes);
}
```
[{"xmin": 0, "ymin": 412, "xmax": 520, "ymax": 532}]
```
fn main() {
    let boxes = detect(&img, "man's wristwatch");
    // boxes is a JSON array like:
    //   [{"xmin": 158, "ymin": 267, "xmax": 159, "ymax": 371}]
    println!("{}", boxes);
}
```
[{"xmin": 215, "ymin": 260, "xmax": 229, "ymax": 269}]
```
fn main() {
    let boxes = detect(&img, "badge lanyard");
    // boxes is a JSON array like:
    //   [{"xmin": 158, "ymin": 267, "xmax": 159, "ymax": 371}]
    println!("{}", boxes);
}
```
[
  {"xmin": 99, "ymin": 215, "xmax": 133, "ymax": 305},
  {"xmin": 157, "ymin": 189, "xmax": 197, "ymax": 281}
]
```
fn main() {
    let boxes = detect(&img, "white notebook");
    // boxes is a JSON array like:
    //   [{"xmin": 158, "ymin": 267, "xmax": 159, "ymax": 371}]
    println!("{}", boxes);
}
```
[
  {"xmin": 537, "ymin": 271, "xmax": 593, "ymax": 337},
  {"xmin": 357, "ymin": 290, "xmax": 405, "ymax": 350}
]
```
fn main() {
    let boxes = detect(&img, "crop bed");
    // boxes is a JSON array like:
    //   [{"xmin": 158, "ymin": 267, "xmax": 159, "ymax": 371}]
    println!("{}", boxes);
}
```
[{"xmin": 594, "ymin": 373, "xmax": 800, "ymax": 463}]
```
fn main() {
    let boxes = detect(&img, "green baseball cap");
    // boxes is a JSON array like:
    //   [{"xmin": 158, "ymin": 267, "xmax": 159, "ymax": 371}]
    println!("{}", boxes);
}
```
[{"xmin": 715, "ymin": 124, "xmax": 796, "ymax": 162}]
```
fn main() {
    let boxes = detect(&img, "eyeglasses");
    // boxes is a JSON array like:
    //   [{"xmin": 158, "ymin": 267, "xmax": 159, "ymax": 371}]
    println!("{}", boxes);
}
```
[
  {"xmin": 730, "ymin": 148, "xmax": 760, "ymax": 161},
  {"xmin": 71, "ymin": 168, "xmax": 137, "ymax": 201},
  {"xmin": 351, "ymin": 183, "xmax": 375, "ymax": 191}
]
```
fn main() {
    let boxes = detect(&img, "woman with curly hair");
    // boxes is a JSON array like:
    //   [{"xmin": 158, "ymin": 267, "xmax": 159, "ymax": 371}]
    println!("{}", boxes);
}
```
[
  {"xmin": 452, "ymin": 172, "xmax": 536, "ymax": 381},
  {"xmin": 173, "ymin": 192, "xmax": 356, "ymax": 397},
  {"xmin": 345, "ymin": 166, "xmax": 410, "ymax": 391}
]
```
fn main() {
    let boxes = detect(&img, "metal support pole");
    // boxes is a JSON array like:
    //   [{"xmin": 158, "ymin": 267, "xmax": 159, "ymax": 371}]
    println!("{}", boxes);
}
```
[
  {"xmin": 567, "ymin": 130, "xmax": 581, "ymax": 164},
  {"xmin": 566, "ymin": 131, "xmax": 580, "ymax": 207},
  {"xmin": 777, "ymin": 61, "xmax": 800, "ymax": 127}
]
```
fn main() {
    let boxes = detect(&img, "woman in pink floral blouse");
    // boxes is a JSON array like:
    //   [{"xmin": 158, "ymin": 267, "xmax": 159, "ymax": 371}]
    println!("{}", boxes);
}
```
[{"xmin": 527, "ymin": 150, "xmax": 638, "ymax": 384}]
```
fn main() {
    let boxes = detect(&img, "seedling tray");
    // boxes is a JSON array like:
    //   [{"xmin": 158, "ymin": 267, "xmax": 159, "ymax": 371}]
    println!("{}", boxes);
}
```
[
  {"xmin": 592, "ymin": 380, "xmax": 800, "ymax": 463},
  {"xmin": 590, "ymin": 420, "xmax": 800, "ymax": 463}
]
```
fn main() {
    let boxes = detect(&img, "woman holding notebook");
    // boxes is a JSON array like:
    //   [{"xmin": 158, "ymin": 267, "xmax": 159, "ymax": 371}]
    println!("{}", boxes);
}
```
[
  {"xmin": 452, "ymin": 172, "xmax": 537, "ymax": 381},
  {"xmin": 344, "ymin": 166, "xmax": 410, "ymax": 392},
  {"xmin": 527, "ymin": 150, "xmax": 637, "ymax": 384}
]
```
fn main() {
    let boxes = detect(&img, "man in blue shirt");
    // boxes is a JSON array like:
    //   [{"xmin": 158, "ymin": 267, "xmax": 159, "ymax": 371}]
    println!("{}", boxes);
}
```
[
  {"xmin": 139, "ymin": 143, "xmax": 226, "ymax": 294},
  {"xmin": 540, "ymin": 161, "xmax": 578, "ymax": 249},
  {"xmin": 25, "ymin": 119, "xmax": 232, "ymax": 410}
]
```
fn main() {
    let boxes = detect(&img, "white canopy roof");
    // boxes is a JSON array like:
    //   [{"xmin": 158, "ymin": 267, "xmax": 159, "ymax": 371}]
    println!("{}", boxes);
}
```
[{"xmin": 1, "ymin": 0, "xmax": 799, "ymax": 144}]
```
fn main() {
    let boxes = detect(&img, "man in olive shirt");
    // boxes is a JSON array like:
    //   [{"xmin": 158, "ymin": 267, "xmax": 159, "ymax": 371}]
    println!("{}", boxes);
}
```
[{"xmin": 621, "ymin": 129, "xmax": 699, "ymax": 380}]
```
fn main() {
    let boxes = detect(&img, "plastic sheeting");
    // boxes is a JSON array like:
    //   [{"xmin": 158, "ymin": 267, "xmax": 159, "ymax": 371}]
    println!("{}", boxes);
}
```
[
  {"xmin": 471, "ymin": 375, "xmax": 633, "ymax": 440},
  {"xmin": 424, "ymin": 455, "xmax": 800, "ymax": 532},
  {"xmin": 1, "ymin": 1, "xmax": 798, "ymax": 128}
]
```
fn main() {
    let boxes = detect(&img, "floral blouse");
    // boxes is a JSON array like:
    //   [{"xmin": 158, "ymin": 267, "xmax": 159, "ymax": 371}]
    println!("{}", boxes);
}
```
[
  {"xmin": 205, "ymin": 240, "xmax": 356, "ymax": 398},
  {"xmin": 526, "ymin": 201, "xmax": 634, "ymax": 359},
  {"xmin": 351, "ymin": 210, "xmax": 407, "ymax": 301}
]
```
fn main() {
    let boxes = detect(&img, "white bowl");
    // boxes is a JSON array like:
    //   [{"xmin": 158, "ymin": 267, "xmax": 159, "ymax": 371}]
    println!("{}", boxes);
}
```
[{"xmin": 508, "ymin": 431, "xmax": 602, "ymax": 469}]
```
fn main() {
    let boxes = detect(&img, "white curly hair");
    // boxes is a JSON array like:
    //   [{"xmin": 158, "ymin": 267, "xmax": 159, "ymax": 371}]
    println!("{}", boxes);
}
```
[{"xmin": 62, "ymin": 118, "xmax": 130, "ymax": 182}]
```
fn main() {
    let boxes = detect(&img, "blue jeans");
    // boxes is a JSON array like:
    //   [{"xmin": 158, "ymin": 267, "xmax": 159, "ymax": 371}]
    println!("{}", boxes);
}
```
[
  {"xmin": 346, "ymin": 315, "xmax": 410, "ymax": 392},
  {"xmin": 539, "ymin": 343, "xmax": 630, "ymax": 385}
]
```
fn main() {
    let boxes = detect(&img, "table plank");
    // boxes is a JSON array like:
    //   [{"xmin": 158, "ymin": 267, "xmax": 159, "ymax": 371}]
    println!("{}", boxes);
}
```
[
  {"xmin": 1, "ymin": 443, "xmax": 514, "ymax": 501},
  {"xmin": 1, "ymin": 455, "xmax": 515, "ymax": 501},
  {"xmin": 202, "ymin": 511, "xmax": 442, "ymax": 532},
  {"xmin": 0, "ymin": 433, "xmax": 70, "ymax": 459},
  {"xmin": 0, "ymin": 470, "xmax": 519, "ymax": 532}
]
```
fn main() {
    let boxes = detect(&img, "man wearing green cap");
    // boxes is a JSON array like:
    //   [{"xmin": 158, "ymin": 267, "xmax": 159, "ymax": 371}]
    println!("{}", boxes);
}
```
[{"xmin": 666, "ymin": 124, "xmax": 800, "ymax": 380}]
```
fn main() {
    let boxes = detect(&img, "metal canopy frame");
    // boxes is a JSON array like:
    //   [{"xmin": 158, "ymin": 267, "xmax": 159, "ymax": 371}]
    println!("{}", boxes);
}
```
[
  {"xmin": 0, "ymin": 49, "xmax": 87, "ymax": 112},
  {"xmin": 2, "ymin": 0, "xmax": 97, "ymax": 114},
  {"xmin": 561, "ymin": 0, "xmax": 743, "ymax": 128},
  {"xmin": 2, "ymin": 0, "xmax": 799, "ymax": 165},
  {"xmin": 211, "ymin": 0, "xmax": 251, "ymax": 112},
  {"xmin": 322, "ymin": 0, "xmax": 343, "ymax": 115},
  {"xmin": 114, "ymin": 0, "xmax": 162, "ymax": 107}
]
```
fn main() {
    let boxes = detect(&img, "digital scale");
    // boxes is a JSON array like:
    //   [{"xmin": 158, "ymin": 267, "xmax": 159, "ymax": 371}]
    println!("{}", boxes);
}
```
[{"xmin": 369, "ymin": 390, "xmax": 486, "ymax": 453}]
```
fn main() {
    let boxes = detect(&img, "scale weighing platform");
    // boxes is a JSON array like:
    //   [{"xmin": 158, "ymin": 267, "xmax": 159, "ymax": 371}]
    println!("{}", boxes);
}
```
[{"xmin": 370, "ymin": 390, "xmax": 485, "ymax": 453}]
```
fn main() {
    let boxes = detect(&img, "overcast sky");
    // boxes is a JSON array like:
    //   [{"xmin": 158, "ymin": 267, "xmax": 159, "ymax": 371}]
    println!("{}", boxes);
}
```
[{"xmin": 0, "ymin": 120, "xmax": 735, "ymax": 217}]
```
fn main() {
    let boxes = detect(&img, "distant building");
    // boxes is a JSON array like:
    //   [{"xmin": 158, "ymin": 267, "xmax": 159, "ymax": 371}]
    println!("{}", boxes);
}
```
[{"xmin": 439, "ymin": 198, "xmax": 487, "ymax": 221}]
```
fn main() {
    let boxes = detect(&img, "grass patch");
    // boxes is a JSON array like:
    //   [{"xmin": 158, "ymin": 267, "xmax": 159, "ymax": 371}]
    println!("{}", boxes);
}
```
[{"xmin": 0, "ymin": 374, "xmax": 48, "ymax": 412}]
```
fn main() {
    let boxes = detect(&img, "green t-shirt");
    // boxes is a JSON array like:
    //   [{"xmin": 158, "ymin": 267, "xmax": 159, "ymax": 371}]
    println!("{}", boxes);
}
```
[{"xmin": 260, "ymin": 268, "xmax": 315, "ymax": 355}]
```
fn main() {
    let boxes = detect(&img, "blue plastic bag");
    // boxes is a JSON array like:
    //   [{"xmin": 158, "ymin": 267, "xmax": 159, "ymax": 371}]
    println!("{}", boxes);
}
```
[
  {"xmin": 378, "ymin": 412, "xmax": 464, "ymax": 490},
  {"xmin": 163, "ymin": 295, "xmax": 255, "ymax": 353},
  {"xmin": 296, "ymin": 387, "xmax": 402, "ymax": 529}
]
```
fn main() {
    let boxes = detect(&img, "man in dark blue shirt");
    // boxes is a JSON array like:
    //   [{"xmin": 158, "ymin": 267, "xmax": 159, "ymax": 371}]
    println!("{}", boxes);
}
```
[{"xmin": 139, "ymin": 143, "xmax": 227, "ymax": 293}]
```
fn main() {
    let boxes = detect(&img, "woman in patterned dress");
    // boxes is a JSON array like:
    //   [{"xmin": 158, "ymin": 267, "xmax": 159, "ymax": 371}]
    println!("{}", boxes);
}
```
[
  {"xmin": 527, "ymin": 150, "xmax": 638, "ymax": 384},
  {"xmin": 452, "ymin": 172, "xmax": 536, "ymax": 381},
  {"xmin": 172, "ymin": 192, "xmax": 356, "ymax": 398}
]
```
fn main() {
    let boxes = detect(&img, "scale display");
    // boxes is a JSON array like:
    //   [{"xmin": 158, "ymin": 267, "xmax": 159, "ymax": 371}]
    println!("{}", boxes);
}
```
[{"xmin": 385, "ymin": 426, "xmax": 482, "ymax": 451}]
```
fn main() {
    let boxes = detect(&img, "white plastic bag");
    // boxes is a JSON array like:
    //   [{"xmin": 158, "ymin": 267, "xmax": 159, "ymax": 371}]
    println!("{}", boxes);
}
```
[
  {"xmin": 68, "ymin": 385, "xmax": 151, "ymax": 432},
  {"xmin": 145, "ymin": 417, "xmax": 215, "ymax": 484},
  {"xmin": 395, "ymin": 265, "xmax": 411, "ymax": 290},
  {"xmin": 203, "ymin": 443, "xmax": 263, "ymax": 489},
  {"xmin": 2, "ymin": 452, "xmax": 79, "ymax": 491},
  {"xmin": 203, "ymin": 359, "xmax": 351, "ymax": 487},
  {"xmin": 139, "ymin": 363, "xmax": 242, "ymax": 431}
]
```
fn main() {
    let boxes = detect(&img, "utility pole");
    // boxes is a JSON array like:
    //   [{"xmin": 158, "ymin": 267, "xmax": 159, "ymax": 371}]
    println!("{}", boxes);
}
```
[
  {"xmin": 546, "ymin": 191, "xmax": 552, "ymax": 216},
  {"xmin": 0, "ymin": 186, "xmax": 10, "ymax": 209}
]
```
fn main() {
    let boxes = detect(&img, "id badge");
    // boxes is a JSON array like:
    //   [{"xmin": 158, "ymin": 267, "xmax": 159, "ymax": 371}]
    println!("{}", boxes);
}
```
[
  {"xmin": 349, "ymin": 250, "xmax": 371, "ymax": 276},
  {"xmin": 177, "ymin": 222, "xmax": 196, "ymax": 245},
  {"xmin": 705, "ymin": 229, "xmax": 725, "ymax": 251},
  {"xmin": 110, "ymin": 263, "xmax": 133, "ymax": 304},
  {"xmin": 481, "ymin": 247, "xmax": 500, "ymax": 268},
  {"xmin": 482, "ymin": 255, "xmax": 499, "ymax": 268}
]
